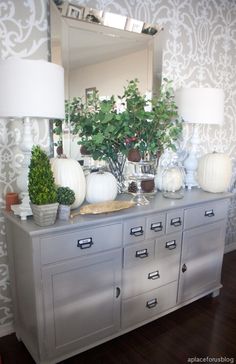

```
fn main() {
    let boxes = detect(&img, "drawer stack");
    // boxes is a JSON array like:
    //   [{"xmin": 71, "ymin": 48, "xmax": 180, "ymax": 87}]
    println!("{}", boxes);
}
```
[{"xmin": 121, "ymin": 209, "xmax": 183, "ymax": 328}]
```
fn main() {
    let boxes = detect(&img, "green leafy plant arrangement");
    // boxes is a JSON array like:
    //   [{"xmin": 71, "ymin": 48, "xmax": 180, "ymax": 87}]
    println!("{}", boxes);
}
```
[
  {"xmin": 55, "ymin": 79, "xmax": 182, "ymax": 165},
  {"xmin": 57, "ymin": 186, "xmax": 75, "ymax": 206},
  {"xmin": 28, "ymin": 145, "xmax": 57, "ymax": 205}
]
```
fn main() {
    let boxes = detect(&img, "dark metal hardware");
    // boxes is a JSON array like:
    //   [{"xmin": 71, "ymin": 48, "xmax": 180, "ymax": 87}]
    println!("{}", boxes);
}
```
[
  {"xmin": 148, "ymin": 270, "xmax": 160, "ymax": 280},
  {"xmin": 135, "ymin": 249, "xmax": 149, "ymax": 259},
  {"xmin": 116, "ymin": 287, "xmax": 121, "ymax": 298},
  {"xmin": 170, "ymin": 217, "xmax": 182, "ymax": 227},
  {"xmin": 130, "ymin": 226, "xmax": 144, "ymax": 237},
  {"xmin": 146, "ymin": 298, "xmax": 158, "ymax": 309},
  {"xmin": 77, "ymin": 237, "xmax": 93, "ymax": 249},
  {"xmin": 204, "ymin": 209, "xmax": 215, "ymax": 217},
  {"xmin": 150, "ymin": 222, "xmax": 163, "ymax": 232},
  {"xmin": 165, "ymin": 240, "xmax": 177, "ymax": 250},
  {"xmin": 182, "ymin": 263, "xmax": 187, "ymax": 273}
]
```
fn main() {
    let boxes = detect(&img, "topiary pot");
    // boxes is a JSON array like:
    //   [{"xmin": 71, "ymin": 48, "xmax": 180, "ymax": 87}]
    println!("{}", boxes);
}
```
[
  {"xmin": 30, "ymin": 203, "xmax": 59, "ymax": 227},
  {"xmin": 58, "ymin": 204, "xmax": 71, "ymax": 221}
]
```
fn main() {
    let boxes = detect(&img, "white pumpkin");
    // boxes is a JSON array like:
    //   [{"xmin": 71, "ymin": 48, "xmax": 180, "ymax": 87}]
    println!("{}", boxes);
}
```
[
  {"xmin": 50, "ymin": 157, "xmax": 86, "ymax": 209},
  {"xmin": 162, "ymin": 167, "xmax": 183, "ymax": 192},
  {"xmin": 197, "ymin": 152, "xmax": 232, "ymax": 193},
  {"xmin": 86, "ymin": 171, "xmax": 118, "ymax": 204}
]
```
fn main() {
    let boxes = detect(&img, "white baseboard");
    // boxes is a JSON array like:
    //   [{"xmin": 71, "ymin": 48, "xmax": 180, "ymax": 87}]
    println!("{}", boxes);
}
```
[
  {"xmin": 0, "ymin": 322, "xmax": 14, "ymax": 338},
  {"xmin": 224, "ymin": 242, "xmax": 236, "ymax": 253}
]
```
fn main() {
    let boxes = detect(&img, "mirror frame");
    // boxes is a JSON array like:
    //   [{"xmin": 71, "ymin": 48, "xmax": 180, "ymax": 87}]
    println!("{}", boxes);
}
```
[{"xmin": 49, "ymin": 0, "xmax": 165, "ymax": 157}]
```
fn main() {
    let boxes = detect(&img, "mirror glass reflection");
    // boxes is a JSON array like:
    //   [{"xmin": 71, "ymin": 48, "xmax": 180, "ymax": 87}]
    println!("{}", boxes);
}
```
[{"xmin": 50, "ymin": 1, "xmax": 164, "ymax": 161}]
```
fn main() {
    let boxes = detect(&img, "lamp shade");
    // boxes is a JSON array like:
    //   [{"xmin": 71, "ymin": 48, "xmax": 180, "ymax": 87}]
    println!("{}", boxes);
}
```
[
  {"xmin": 0, "ymin": 58, "xmax": 65, "ymax": 119},
  {"xmin": 175, "ymin": 87, "xmax": 224, "ymax": 125}
]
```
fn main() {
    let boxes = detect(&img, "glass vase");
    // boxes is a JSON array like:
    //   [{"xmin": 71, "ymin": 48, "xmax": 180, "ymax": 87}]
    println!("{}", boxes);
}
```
[{"xmin": 108, "ymin": 154, "xmax": 126, "ymax": 194}]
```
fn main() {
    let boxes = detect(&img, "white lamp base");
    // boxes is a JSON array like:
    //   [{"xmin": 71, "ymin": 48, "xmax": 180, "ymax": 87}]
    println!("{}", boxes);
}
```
[
  {"xmin": 11, "ymin": 204, "xmax": 32, "ymax": 221},
  {"xmin": 184, "ymin": 125, "xmax": 200, "ymax": 189}
]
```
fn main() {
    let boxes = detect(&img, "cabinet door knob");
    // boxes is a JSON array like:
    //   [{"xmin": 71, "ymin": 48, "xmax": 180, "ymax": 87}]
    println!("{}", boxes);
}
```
[
  {"xmin": 182, "ymin": 263, "xmax": 187, "ymax": 273},
  {"xmin": 146, "ymin": 298, "xmax": 158, "ymax": 309},
  {"xmin": 170, "ymin": 217, "xmax": 182, "ymax": 227},
  {"xmin": 77, "ymin": 237, "xmax": 93, "ymax": 249},
  {"xmin": 130, "ymin": 226, "xmax": 144, "ymax": 237},
  {"xmin": 116, "ymin": 287, "xmax": 121, "ymax": 298},
  {"xmin": 135, "ymin": 249, "xmax": 149, "ymax": 259}
]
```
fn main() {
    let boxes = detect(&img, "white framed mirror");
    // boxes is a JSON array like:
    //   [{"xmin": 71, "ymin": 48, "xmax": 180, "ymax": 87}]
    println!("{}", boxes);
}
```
[{"xmin": 50, "ymin": 0, "xmax": 165, "ymax": 160}]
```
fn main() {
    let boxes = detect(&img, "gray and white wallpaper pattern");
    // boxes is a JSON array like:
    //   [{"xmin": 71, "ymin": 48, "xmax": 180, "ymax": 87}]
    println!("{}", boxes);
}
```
[{"xmin": 0, "ymin": 0, "xmax": 235, "ymax": 335}]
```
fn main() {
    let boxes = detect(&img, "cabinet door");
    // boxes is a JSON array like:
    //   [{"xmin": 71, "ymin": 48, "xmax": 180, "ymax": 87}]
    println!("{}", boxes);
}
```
[
  {"xmin": 178, "ymin": 221, "xmax": 226, "ymax": 303},
  {"xmin": 42, "ymin": 249, "xmax": 122, "ymax": 357}
]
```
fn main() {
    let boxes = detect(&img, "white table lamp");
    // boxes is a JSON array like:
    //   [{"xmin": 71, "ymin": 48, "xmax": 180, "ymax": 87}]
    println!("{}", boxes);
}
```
[
  {"xmin": 175, "ymin": 87, "xmax": 224, "ymax": 189},
  {"xmin": 0, "ymin": 58, "xmax": 65, "ymax": 219}
]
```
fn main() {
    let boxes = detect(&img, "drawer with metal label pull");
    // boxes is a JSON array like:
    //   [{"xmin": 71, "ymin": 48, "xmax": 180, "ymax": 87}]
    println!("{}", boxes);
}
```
[
  {"xmin": 122, "ymin": 252, "xmax": 180, "ymax": 299},
  {"xmin": 123, "ymin": 240, "xmax": 155, "ymax": 268},
  {"xmin": 166, "ymin": 209, "xmax": 184, "ymax": 234},
  {"xmin": 123, "ymin": 217, "xmax": 146, "ymax": 245},
  {"xmin": 155, "ymin": 232, "xmax": 182, "ymax": 259},
  {"xmin": 41, "ymin": 223, "xmax": 122, "ymax": 264},
  {"xmin": 146, "ymin": 213, "xmax": 166, "ymax": 239},
  {"xmin": 121, "ymin": 281, "xmax": 177, "ymax": 329},
  {"xmin": 184, "ymin": 199, "xmax": 229, "ymax": 230}
]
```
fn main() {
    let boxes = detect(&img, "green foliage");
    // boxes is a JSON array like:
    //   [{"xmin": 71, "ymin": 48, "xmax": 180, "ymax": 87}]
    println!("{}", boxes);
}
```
[
  {"xmin": 57, "ymin": 78, "xmax": 183, "ymax": 162},
  {"xmin": 28, "ymin": 145, "xmax": 57, "ymax": 205},
  {"xmin": 57, "ymin": 186, "xmax": 75, "ymax": 206}
]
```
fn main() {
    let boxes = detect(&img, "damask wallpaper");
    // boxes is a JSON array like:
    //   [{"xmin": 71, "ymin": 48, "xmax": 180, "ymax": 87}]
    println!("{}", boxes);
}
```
[{"xmin": 0, "ymin": 0, "xmax": 235, "ymax": 336}]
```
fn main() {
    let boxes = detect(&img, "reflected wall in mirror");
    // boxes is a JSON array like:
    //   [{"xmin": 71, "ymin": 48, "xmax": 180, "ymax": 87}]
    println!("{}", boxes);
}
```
[{"xmin": 50, "ymin": 0, "xmax": 165, "ymax": 161}]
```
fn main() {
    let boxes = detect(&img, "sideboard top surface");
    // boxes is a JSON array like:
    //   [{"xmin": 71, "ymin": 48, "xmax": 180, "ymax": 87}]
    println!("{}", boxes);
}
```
[{"xmin": 3, "ymin": 189, "xmax": 232, "ymax": 237}]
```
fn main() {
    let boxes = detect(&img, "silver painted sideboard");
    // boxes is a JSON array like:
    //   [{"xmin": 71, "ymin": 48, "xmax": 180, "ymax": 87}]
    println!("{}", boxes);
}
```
[{"xmin": 4, "ymin": 189, "xmax": 231, "ymax": 364}]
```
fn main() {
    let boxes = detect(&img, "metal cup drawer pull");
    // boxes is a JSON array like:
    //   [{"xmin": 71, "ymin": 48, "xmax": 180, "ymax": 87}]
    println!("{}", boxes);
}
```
[
  {"xmin": 165, "ymin": 240, "xmax": 176, "ymax": 250},
  {"xmin": 130, "ymin": 226, "xmax": 144, "ymax": 237},
  {"xmin": 77, "ymin": 237, "xmax": 93, "ymax": 249},
  {"xmin": 135, "ymin": 248, "xmax": 149, "ymax": 259},
  {"xmin": 204, "ymin": 209, "xmax": 215, "ymax": 217},
  {"xmin": 146, "ymin": 298, "xmax": 158, "ymax": 309},
  {"xmin": 170, "ymin": 217, "xmax": 182, "ymax": 227},
  {"xmin": 150, "ymin": 222, "xmax": 163, "ymax": 232},
  {"xmin": 148, "ymin": 270, "xmax": 160, "ymax": 280}
]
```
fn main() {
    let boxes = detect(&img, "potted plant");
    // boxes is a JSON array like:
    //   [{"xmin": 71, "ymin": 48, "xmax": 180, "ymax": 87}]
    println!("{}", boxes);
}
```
[
  {"xmin": 62, "ymin": 78, "xmax": 183, "ymax": 190},
  {"xmin": 28, "ymin": 145, "xmax": 59, "ymax": 226},
  {"xmin": 57, "ymin": 186, "xmax": 75, "ymax": 220}
]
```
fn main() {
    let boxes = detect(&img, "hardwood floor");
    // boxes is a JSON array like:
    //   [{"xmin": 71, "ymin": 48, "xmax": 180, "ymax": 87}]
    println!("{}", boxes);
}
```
[{"xmin": 0, "ymin": 251, "xmax": 236, "ymax": 364}]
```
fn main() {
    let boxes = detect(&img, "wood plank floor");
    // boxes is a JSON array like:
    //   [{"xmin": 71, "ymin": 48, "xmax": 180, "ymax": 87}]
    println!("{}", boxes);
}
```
[{"xmin": 0, "ymin": 251, "xmax": 236, "ymax": 364}]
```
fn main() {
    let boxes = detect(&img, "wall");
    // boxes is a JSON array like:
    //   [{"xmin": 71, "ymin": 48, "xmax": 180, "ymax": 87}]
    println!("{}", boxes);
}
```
[
  {"xmin": 70, "ymin": 48, "xmax": 150, "ymax": 98},
  {"xmin": 0, "ymin": 0, "xmax": 235, "ymax": 336},
  {"xmin": 0, "ymin": 0, "xmax": 50, "ymax": 336}
]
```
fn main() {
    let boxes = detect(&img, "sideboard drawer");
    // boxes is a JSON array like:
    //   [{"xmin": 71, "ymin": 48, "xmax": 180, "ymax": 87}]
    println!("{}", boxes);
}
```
[
  {"xmin": 123, "ymin": 240, "xmax": 155, "ymax": 268},
  {"xmin": 122, "ymin": 281, "xmax": 177, "ymax": 329},
  {"xmin": 41, "ymin": 223, "xmax": 122, "ymax": 264},
  {"xmin": 122, "ymin": 252, "xmax": 180, "ymax": 299},
  {"xmin": 123, "ymin": 217, "xmax": 146, "ymax": 245},
  {"xmin": 146, "ymin": 213, "xmax": 166, "ymax": 239},
  {"xmin": 156, "ymin": 232, "xmax": 182, "ymax": 259},
  {"xmin": 166, "ymin": 209, "xmax": 184, "ymax": 234},
  {"xmin": 184, "ymin": 199, "xmax": 229, "ymax": 230}
]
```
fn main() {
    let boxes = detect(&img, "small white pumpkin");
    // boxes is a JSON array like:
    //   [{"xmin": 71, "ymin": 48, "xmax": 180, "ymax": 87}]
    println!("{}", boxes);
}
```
[
  {"xmin": 86, "ymin": 171, "xmax": 118, "ymax": 204},
  {"xmin": 162, "ymin": 167, "xmax": 183, "ymax": 192},
  {"xmin": 50, "ymin": 157, "xmax": 86, "ymax": 209},
  {"xmin": 197, "ymin": 152, "xmax": 232, "ymax": 193}
]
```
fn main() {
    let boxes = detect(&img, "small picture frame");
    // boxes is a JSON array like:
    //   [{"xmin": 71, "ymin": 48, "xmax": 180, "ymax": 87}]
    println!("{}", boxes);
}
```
[
  {"xmin": 67, "ymin": 5, "xmax": 84, "ymax": 20},
  {"xmin": 85, "ymin": 87, "xmax": 96, "ymax": 102}
]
